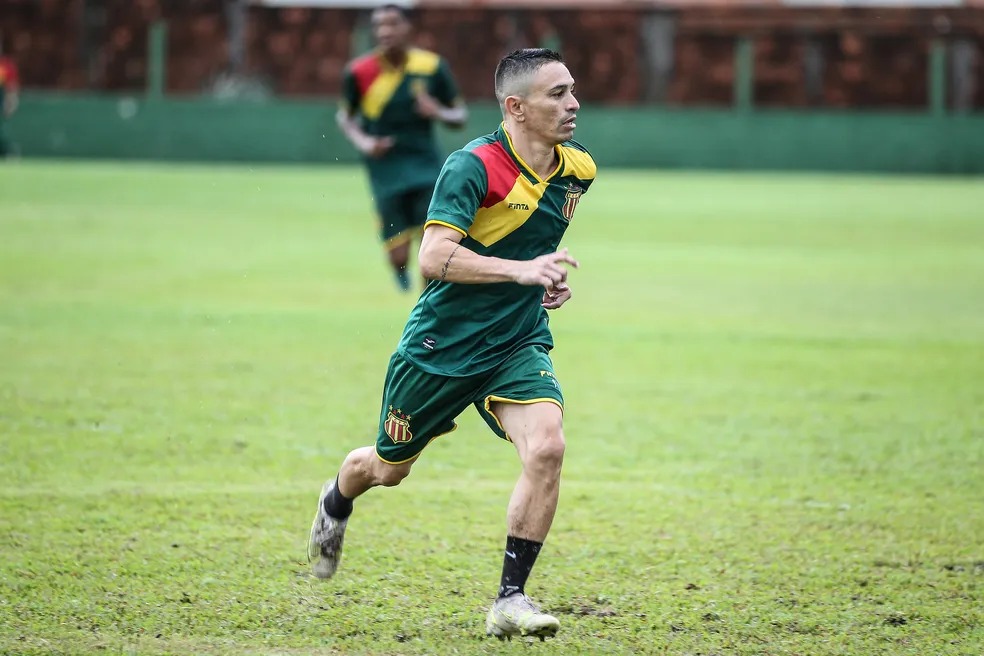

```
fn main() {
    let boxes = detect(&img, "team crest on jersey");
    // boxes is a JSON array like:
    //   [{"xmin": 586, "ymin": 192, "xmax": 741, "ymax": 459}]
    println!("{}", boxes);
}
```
[
  {"xmin": 384, "ymin": 407, "xmax": 413, "ymax": 444},
  {"xmin": 562, "ymin": 183, "xmax": 584, "ymax": 221}
]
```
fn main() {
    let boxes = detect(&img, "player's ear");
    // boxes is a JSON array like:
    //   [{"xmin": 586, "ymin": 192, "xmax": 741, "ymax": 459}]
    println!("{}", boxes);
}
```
[{"xmin": 504, "ymin": 95, "xmax": 524, "ymax": 122}]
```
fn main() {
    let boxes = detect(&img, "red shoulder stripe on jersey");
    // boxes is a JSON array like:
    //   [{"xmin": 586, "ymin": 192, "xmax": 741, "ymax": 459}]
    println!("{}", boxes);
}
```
[
  {"xmin": 471, "ymin": 142, "xmax": 520, "ymax": 209},
  {"xmin": 350, "ymin": 55, "xmax": 382, "ymax": 96},
  {"xmin": 0, "ymin": 58, "xmax": 18, "ymax": 87}
]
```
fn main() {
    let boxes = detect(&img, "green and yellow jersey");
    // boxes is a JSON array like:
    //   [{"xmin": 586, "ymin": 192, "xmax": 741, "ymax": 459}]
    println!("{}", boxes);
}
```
[
  {"xmin": 397, "ymin": 126, "xmax": 597, "ymax": 377},
  {"xmin": 341, "ymin": 48, "xmax": 461, "ymax": 198},
  {"xmin": 0, "ymin": 57, "xmax": 18, "ymax": 156},
  {"xmin": 0, "ymin": 57, "xmax": 18, "ymax": 113}
]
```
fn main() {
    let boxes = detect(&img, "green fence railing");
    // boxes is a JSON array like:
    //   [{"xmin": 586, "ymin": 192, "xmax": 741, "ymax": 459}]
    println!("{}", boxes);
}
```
[{"xmin": 9, "ymin": 92, "xmax": 984, "ymax": 173}]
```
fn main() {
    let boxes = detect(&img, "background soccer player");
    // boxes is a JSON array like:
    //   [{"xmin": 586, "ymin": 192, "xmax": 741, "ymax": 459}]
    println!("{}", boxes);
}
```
[
  {"xmin": 336, "ymin": 4, "xmax": 467, "ymax": 292},
  {"xmin": 311, "ymin": 48, "xmax": 595, "ymax": 640},
  {"xmin": 0, "ymin": 41, "xmax": 20, "ymax": 159}
]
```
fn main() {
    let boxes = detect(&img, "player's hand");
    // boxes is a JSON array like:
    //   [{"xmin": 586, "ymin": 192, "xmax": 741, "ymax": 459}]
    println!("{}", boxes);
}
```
[
  {"xmin": 414, "ymin": 90, "xmax": 443, "ymax": 119},
  {"xmin": 513, "ymin": 248, "xmax": 579, "ymax": 288},
  {"xmin": 361, "ymin": 136, "xmax": 394, "ymax": 159},
  {"xmin": 541, "ymin": 282, "xmax": 572, "ymax": 310}
]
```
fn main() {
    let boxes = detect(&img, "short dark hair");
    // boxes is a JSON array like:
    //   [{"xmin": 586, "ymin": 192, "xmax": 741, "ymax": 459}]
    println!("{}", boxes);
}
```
[
  {"xmin": 375, "ymin": 3, "xmax": 411, "ymax": 22},
  {"xmin": 494, "ymin": 48, "xmax": 564, "ymax": 105}
]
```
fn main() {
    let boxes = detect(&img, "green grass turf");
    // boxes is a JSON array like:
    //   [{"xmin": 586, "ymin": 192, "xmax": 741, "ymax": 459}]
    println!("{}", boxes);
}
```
[{"xmin": 1, "ymin": 160, "xmax": 982, "ymax": 655}]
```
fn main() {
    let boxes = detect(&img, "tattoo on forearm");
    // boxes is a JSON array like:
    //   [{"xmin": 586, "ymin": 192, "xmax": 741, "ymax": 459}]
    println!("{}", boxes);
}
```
[{"xmin": 440, "ymin": 245, "xmax": 462, "ymax": 282}]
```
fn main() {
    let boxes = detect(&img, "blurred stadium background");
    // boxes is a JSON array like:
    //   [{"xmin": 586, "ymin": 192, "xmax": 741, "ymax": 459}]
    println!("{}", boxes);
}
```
[{"xmin": 2, "ymin": 0, "xmax": 983, "ymax": 171}]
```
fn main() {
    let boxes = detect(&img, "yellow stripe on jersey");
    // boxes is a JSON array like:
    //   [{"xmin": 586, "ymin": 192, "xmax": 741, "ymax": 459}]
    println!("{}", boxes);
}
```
[
  {"xmin": 560, "ymin": 145, "xmax": 597, "ymax": 181},
  {"xmin": 469, "ymin": 177, "xmax": 549, "ymax": 248},
  {"xmin": 405, "ymin": 48, "xmax": 440, "ymax": 76},
  {"xmin": 502, "ymin": 123, "xmax": 564, "ymax": 183},
  {"xmin": 361, "ymin": 49, "xmax": 441, "ymax": 120},
  {"xmin": 361, "ymin": 67, "xmax": 404, "ymax": 120}
]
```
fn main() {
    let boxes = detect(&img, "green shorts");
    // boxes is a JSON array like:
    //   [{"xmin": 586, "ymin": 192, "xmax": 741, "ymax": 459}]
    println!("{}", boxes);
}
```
[
  {"xmin": 375, "ymin": 344, "xmax": 564, "ymax": 464},
  {"xmin": 375, "ymin": 185, "xmax": 434, "ymax": 248}
]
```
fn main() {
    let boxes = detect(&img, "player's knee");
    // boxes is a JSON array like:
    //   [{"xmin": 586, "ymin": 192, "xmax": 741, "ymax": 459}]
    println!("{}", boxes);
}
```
[
  {"xmin": 525, "ymin": 426, "xmax": 566, "ymax": 475},
  {"xmin": 374, "ymin": 460, "xmax": 413, "ymax": 487}
]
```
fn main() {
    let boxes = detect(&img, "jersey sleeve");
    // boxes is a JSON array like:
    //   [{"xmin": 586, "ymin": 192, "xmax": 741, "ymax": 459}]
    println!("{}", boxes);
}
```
[
  {"xmin": 431, "ymin": 58, "xmax": 461, "ymax": 107},
  {"xmin": 425, "ymin": 150, "xmax": 487, "ymax": 236},
  {"xmin": 339, "ymin": 66, "xmax": 360, "ymax": 114}
]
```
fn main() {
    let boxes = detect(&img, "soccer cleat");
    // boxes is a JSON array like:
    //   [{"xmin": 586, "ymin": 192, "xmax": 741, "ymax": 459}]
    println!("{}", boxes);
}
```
[
  {"xmin": 485, "ymin": 594, "xmax": 560, "ymax": 641},
  {"xmin": 307, "ymin": 480, "xmax": 348, "ymax": 579}
]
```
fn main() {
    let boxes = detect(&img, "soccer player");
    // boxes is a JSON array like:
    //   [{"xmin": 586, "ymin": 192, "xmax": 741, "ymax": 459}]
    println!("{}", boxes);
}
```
[
  {"xmin": 309, "ymin": 48, "xmax": 595, "ymax": 640},
  {"xmin": 336, "ymin": 4, "xmax": 467, "ymax": 292},
  {"xmin": 0, "ymin": 44, "xmax": 19, "ymax": 159}
]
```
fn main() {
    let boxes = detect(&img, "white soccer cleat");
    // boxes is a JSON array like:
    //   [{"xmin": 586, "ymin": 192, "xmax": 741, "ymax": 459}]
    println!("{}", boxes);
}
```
[
  {"xmin": 485, "ymin": 594, "xmax": 560, "ymax": 641},
  {"xmin": 307, "ymin": 480, "xmax": 348, "ymax": 579}
]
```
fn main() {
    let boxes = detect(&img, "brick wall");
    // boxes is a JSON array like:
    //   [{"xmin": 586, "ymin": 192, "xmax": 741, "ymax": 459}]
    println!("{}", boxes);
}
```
[{"xmin": 1, "ymin": 1, "xmax": 981, "ymax": 109}]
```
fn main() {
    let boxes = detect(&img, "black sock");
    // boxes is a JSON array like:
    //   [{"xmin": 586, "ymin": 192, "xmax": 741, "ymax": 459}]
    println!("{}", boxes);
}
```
[
  {"xmin": 322, "ymin": 475, "xmax": 353, "ymax": 520},
  {"xmin": 497, "ymin": 536, "xmax": 543, "ymax": 599}
]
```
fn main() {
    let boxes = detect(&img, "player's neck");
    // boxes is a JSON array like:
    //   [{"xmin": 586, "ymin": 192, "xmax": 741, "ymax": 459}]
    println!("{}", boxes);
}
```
[
  {"xmin": 380, "ymin": 48, "xmax": 408, "ymax": 68},
  {"xmin": 504, "ymin": 123, "xmax": 558, "ymax": 180}
]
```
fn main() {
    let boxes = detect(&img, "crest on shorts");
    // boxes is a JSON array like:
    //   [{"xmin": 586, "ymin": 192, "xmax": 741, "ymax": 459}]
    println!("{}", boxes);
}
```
[
  {"xmin": 562, "ymin": 183, "xmax": 584, "ymax": 222},
  {"xmin": 384, "ymin": 406, "xmax": 413, "ymax": 444}
]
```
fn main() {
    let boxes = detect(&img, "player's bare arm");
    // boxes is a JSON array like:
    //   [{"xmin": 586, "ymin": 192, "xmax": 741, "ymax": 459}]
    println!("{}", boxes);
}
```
[
  {"xmin": 4, "ymin": 89, "xmax": 17, "ymax": 117},
  {"xmin": 414, "ymin": 90, "xmax": 467, "ymax": 129},
  {"xmin": 335, "ymin": 108, "xmax": 394, "ymax": 158},
  {"xmin": 419, "ymin": 224, "xmax": 578, "ymax": 287}
]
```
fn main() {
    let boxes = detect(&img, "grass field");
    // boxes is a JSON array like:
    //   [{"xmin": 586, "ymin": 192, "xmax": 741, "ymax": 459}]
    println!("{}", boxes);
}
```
[{"xmin": 1, "ymin": 160, "xmax": 982, "ymax": 655}]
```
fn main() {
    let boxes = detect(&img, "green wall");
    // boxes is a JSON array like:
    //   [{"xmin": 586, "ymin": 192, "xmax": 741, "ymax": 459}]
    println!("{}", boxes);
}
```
[{"xmin": 8, "ymin": 92, "xmax": 984, "ymax": 174}]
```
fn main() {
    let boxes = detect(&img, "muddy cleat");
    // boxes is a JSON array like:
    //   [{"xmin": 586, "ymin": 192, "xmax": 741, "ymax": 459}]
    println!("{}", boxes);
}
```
[
  {"xmin": 485, "ymin": 594, "xmax": 560, "ymax": 641},
  {"xmin": 307, "ymin": 481, "xmax": 348, "ymax": 579}
]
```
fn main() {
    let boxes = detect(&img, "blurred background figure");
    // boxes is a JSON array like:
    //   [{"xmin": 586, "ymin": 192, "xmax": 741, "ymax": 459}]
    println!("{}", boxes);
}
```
[
  {"xmin": 0, "ymin": 38, "xmax": 19, "ymax": 159},
  {"xmin": 336, "ymin": 4, "xmax": 467, "ymax": 293}
]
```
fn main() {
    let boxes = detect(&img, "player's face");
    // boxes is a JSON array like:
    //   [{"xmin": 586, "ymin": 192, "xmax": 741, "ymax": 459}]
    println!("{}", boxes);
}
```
[
  {"xmin": 371, "ymin": 9, "xmax": 411, "ymax": 54},
  {"xmin": 524, "ymin": 62, "xmax": 579, "ymax": 145}
]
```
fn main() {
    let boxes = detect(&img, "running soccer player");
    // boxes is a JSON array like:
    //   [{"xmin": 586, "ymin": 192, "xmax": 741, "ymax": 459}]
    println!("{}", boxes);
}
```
[
  {"xmin": 336, "ymin": 4, "xmax": 467, "ymax": 291},
  {"xmin": 312, "ymin": 48, "xmax": 594, "ymax": 640},
  {"xmin": 0, "ymin": 43, "xmax": 20, "ymax": 159}
]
